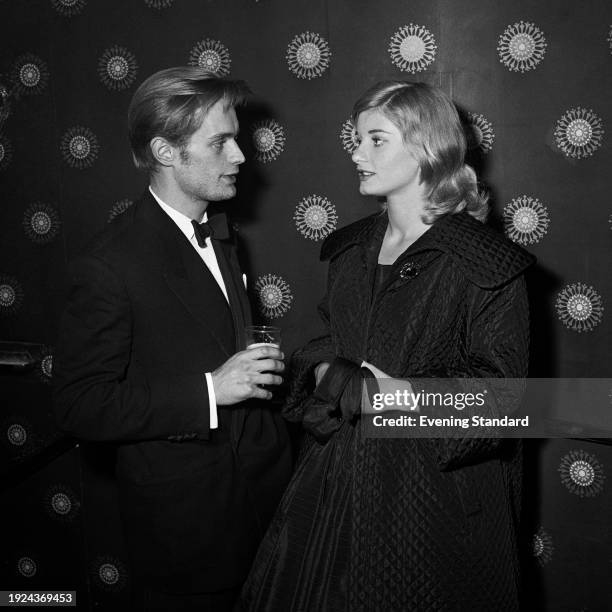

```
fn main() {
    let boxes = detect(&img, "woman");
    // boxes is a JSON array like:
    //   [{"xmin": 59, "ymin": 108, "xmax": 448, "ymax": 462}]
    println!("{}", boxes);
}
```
[{"xmin": 241, "ymin": 81, "xmax": 534, "ymax": 611}]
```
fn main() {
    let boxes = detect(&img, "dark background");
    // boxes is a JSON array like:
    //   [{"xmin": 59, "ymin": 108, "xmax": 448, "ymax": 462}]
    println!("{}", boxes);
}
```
[{"xmin": 1, "ymin": 1, "xmax": 610, "ymax": 610}]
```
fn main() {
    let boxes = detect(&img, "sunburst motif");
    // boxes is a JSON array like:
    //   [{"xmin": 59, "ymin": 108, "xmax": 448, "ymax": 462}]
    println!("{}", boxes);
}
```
[
  {"xmin": 556, "ymin": 283, "xmax": 604, "ymax": 333},
  {"xmin": 188, "ymin": 39, "xmax": 231, "ymax": 76},
  {"xmin": 294, "ymin": 194, "xmax": 338, "ymax": 241},
  {"xmin": 0, "ymin": 135, "xmax": 13, "ymax": 171},
  {"xmin": 91, "ymin": 556, "xmax": 128, "ymax": 591},
  {"xmin": 7, "ymin": 423, "xmax": 27, "ymax": 447},
  {"xmin": 50, "ymin": 0, "xmax": 87, "ymax": 16},
  {"xmin": 144, "ymin": 0, "xmax": 174, "ymax": 8},
  {"xmin": 17, "ymin": 556, "xmax": 37, "ymax": 578},
  {"xmin": 45, "ymin": 484, "xmax": 79, "ymax": 522},
  {"xmin": 98, "ymin": 46, "xmax": 138, "ymax": 91},
  {"xmin": 254, "ymin": 274, "xmax": 294, "ymax": 319},
  {"xmin": 38, "ymin": 345, "xmax": 54, "ymax": 383},
  {"xmin": 12, "ymin": 53, "xmax": 49, "ymax": 95},
  {"xmin": 503, "ymin": 196, "xmax": 549, "ymax": 245},
  {"xmin": 252, "ymin": 119, "xmax": 286, "ymax": 163},
  {"xmin": 340, "ymin": 118, "xmax": 359, "ymax": 154},
  {"xmin": 22, "ymin": 202, "xmax": 61, "ymax": 244},
  {"xmin": 108, "ymin": 198, "xmax": 134, "ymax": 223},
  {"xmin": 532, "ymin": 527, "xmax": 554, "ymax": 566},
  {"xmin": 60, "ymin": 126, "xmax": 99, "ymax": 169},
  {"xmin": 497, "ymin": 21, "xmax": 547, "ymax": 72},
  {"xmin": 554, "ymin": 107, "xmax": 604, "ymax": 159},
  {"xmin": 2, "ymin": 416, "xmax": 37, "ymax": 458},
  {"xmin": 607, "ymin": 26, "xmax": 612, "ymax": 54},
  {"xmin": 559, "ymin": 449, "xmax": 605, "ymax": 497},
  {"xmin": 286, "ymin": 31, "xmax": 331, "ymax": 79},
  {"xmin": 0, "ymin": 274, "xmax": 24, "ymax": 316},
  {"xmin": 466, "ymin": 112, "xmax": 495, "ymax": 153},
  {"xmin": 388, "ymin": 23, "xmax": 437, "ymax": 73}
]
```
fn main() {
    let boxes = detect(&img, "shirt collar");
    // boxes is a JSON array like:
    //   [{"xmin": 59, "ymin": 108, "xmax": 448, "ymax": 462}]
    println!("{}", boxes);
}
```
[{"xmin": 149, "ymin": 185, "xmax": 207, "ymax": 242}]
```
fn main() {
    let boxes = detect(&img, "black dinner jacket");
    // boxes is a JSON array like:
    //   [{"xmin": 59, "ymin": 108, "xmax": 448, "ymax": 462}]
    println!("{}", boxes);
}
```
[{"xmin": 53, "ymin": 190, "xmax": 292, "ymax": 592}]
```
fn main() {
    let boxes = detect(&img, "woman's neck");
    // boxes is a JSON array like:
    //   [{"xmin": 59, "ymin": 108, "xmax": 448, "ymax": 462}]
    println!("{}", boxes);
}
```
[{"xmin": 385, "ymin": 194, "xmax": 429, "ymax": 242}]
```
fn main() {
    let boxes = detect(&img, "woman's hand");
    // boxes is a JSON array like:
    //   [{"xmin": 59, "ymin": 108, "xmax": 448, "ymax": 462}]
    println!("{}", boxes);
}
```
[
  {"xmin": 361, "ymin": 361, "xmax": 391, "ymax": 378},
  {"xmin": 314, "ymin": 362, "xmax": 330, "ymax": 386}
]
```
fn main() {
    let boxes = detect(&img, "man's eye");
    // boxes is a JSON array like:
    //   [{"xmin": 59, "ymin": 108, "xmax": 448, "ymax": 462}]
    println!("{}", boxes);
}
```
[{"xmin": 212, "ymin": 141, "xmax": 224, "ymax": 151}]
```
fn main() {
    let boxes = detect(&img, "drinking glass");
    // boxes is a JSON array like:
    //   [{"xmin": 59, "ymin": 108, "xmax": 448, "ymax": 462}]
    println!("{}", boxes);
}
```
[{"xmin": 245, "ymin": 325, "xmax": 281, "ymax": 350}]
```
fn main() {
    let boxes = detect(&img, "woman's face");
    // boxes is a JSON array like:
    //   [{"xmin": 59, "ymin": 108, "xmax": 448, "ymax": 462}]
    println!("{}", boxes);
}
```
[{"xmin": 352, "ymin": 109, "xmax": 421, "ymax": 201}]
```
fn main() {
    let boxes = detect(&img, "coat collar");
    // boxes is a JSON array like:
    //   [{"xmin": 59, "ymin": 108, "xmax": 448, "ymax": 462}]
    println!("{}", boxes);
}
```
[{"xmin": 321, "ymin": 210, "xmax": 536, "ymax": 289}]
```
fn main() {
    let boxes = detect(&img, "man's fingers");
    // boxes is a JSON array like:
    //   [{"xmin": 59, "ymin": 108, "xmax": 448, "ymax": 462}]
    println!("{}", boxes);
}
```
[
  {"xmin": 250, "ymin": 386, "xmax": 273, "ymax": 400},
  {"xmin": 245, "ymin": 346, "xmax": 284, "ymax": 360},
  {"xmin": 253, "ymin": 358, "xmax": 284, "ymax": 373},
  {"xmin": 257, "ymin": 373, "xmax": 283, "ymax": 386}
]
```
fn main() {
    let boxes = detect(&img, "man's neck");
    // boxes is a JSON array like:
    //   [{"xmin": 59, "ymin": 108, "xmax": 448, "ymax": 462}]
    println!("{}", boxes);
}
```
[{"xmin": 149, "ymin": 175, "xmax": 208, "ymax": 220}]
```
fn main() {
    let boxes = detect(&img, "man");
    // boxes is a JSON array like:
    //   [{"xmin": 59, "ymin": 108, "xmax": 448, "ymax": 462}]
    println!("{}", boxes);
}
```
[{"xmin": 53, "ymin": 67, "xmax": 292, "ymax": 611}]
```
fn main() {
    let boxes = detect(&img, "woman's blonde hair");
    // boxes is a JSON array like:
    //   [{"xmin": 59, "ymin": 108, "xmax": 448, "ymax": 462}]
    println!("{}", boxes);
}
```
[{"xmin": 352, "ymin": 81, "xmax": 488, "ymax": 222}]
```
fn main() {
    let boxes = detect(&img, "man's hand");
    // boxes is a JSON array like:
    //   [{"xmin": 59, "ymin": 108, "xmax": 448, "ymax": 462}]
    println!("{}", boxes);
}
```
[
  {"xmin": 212, "ymin": 345, "xmax": 285, "ymax": 405},
  {"xmin": 314, "ymin": 362, "xmax": 330, "ymax": 386}
]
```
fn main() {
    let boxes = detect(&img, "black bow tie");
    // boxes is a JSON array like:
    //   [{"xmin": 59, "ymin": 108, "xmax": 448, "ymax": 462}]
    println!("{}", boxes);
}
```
[{"xmin": 191, "ymin": 213, "xmax": 230, "ymax": 248}]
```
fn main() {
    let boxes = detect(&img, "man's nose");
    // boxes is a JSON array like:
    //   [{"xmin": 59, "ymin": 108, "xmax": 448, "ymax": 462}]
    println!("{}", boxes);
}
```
[{"xmin": 229, "ymin": 141, "xmax": 245, "ymax": 165}]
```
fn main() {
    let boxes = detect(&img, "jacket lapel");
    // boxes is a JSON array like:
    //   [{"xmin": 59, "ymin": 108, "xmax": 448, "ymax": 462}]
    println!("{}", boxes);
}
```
[
  {"xmin": 214, "ymin": 239, "xmax": 253, "ymax": 446},
  {"xmin": 136, "ymin": 191, "xmax": 235, "ymax": 358}
]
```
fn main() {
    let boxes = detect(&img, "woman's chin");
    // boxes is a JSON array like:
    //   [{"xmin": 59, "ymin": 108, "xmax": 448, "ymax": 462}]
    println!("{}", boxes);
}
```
[{"xmin": 358, "ymin": 183, "xmax": 379, "ymax": 197}]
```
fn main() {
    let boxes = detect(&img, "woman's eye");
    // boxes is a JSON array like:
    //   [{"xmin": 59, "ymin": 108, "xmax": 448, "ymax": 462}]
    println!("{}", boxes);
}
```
[{"xmin": 372, "ymin": 137, "xmax": 383, "ymax": 147}]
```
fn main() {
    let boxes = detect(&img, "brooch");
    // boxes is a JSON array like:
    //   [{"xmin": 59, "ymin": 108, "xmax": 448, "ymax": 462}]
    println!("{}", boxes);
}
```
[{"xmin": 399, "ymin": 261, "xmax": 420, "ymax": 279}]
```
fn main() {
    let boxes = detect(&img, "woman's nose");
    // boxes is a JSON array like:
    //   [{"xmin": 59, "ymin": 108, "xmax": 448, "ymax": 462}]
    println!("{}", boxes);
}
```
[{"xmin": 351, "ymin": 143, "xmax": 365, "ymax": 164}]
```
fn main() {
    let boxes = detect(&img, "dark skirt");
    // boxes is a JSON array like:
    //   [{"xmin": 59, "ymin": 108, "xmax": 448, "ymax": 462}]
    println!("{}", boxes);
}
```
[
  {"xmin": 240, "ymin": 424, "xmax": 356, "ymax": 612},
  {"xmin": 240, "ymin": 420, "xmax": 521, "ymax": 612}
]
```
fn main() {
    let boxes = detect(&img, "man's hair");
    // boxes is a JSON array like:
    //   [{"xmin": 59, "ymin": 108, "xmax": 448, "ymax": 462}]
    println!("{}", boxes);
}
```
[
  {"xmin": 128, "ymin": 66, "xmax": 251, "ymax": 173},
  {"xmin": 352, "ymin": 81, "xmax": 488, "ymax": 223}
]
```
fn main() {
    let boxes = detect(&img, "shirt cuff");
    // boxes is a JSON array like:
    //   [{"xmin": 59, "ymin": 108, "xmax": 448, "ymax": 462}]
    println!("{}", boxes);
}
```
[{"xmin": 204, "ymin": 372, "xmax": 218, "ymax": 429}]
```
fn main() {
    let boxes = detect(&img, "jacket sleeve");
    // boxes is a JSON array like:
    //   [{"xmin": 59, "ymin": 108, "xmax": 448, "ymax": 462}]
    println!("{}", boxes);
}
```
[
  {"xmin": 53, "ymin": 254, "xmax": 211, "ymax": 442},
  {"xmin": 282, "ymin": 262, "xmax": 338, "ymax": 423},
  {"xmin": 417, "ymin": 274, "xmax": 530, "ymax": 470}
]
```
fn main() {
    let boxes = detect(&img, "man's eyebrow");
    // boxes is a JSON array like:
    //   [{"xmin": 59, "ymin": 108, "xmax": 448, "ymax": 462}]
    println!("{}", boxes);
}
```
[{"xmin": 209, "ymin": 130, "xmax": 239, "ymax": 140}]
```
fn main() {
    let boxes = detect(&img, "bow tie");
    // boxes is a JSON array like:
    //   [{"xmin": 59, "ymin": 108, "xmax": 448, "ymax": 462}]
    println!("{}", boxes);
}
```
[{"xmin": 191, "ymin": 213, "xmax": 230, "ymax": 248}]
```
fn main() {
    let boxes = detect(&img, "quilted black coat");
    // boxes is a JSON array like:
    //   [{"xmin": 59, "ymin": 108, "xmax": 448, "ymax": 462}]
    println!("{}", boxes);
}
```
[{"xmin": 242, "ymin": 210, "xmax": 535, "ymax": 612}]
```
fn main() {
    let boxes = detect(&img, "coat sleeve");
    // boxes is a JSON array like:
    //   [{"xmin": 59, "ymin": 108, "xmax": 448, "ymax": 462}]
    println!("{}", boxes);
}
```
[
  {"xmin": 417, "ymin": 274, "xmax": 530, "ymax": 470},
  {"xmin": 282, "ymin": 261, "xmax": 338, "ymax": 423},
  {"xmin": 53, "ymin": 254, "xmax": 211, "ymax": 442}
]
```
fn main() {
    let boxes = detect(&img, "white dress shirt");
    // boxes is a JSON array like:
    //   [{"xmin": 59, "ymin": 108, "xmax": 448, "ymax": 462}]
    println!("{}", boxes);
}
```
[{"xmin": 149, "ymin": 186, "xmax": 226, "ymax": 429}]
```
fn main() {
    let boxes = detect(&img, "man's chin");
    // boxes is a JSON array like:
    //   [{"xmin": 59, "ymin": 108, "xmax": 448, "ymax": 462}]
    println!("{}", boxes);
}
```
[{"xmin": 213, "ymin": 187, "xmax": 237, "ymax": 202}]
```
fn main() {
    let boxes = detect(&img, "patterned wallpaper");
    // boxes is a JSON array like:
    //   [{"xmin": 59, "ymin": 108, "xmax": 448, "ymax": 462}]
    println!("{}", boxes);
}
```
[{"xmin": 1, "ymin": 1, "xmax": 611, "ymax": 610}]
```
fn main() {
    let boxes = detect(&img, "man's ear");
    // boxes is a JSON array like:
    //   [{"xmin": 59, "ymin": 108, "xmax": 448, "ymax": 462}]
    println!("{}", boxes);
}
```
[{"xmin": 150, "ymin": 137, "xmax": 176, "ymax": 167}]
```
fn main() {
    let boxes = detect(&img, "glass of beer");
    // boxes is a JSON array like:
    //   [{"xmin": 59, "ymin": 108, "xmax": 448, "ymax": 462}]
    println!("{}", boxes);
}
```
[
  {"xmin": 245, "ymin": 325, "xmax": 282, "ymax": 394},
  {"xmin": 245, "ymin": 325, "xmax": 281, "ymax": 350}
]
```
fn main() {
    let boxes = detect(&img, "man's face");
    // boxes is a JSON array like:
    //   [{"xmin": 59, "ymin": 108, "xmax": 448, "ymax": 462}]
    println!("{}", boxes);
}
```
[{"xmin": 173, "ymin": 99, "xmax": 245, "ymax": 205}]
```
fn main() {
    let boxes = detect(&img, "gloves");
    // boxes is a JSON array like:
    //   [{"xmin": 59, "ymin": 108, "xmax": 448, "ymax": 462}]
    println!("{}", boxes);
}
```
[{"xmin": 302, "ymin": 358, "xmax": 376, "ymax": 443}]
